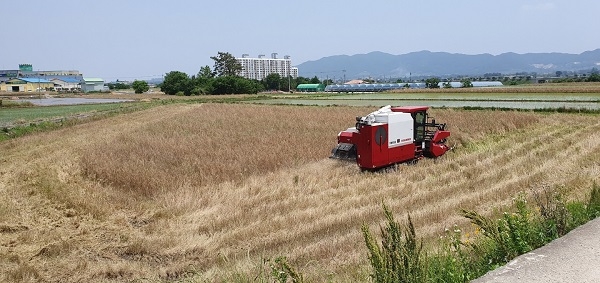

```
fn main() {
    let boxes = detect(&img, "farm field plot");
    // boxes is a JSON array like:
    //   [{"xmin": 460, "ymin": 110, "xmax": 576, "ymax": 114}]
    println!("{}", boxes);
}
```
[
  {"xmin": 256, "ymin": 90, "xmax": 600, "ymax": 109},
  {"xmin": 317, "ymin": 92, "xmax": 600, "ymax": 101},
  {"xmin": 0, "ymin": 103, "xmax": 599, "ymax": 282},
  {"xmin": 0, "ymin": 103, "xmax": 138, "ymax": 127},
  {"xmin": 253, "ymin": 98, "xmax": 600, "ymax": 109}
]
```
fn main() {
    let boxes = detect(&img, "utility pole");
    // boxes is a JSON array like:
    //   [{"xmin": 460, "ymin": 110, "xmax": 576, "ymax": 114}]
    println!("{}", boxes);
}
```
[{"xmin": 38, "ymin": 70, "xmax": 41, "ymax": 100}]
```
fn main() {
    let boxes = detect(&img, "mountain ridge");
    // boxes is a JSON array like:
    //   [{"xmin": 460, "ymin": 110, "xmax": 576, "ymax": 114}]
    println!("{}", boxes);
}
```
[{"xmin": 297, "ymin": 49, "xmax": 600, "ymax": 79}]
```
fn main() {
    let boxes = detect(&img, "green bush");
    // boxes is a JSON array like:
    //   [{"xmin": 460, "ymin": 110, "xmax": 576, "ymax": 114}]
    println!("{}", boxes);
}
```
[
  {"xmin": 587, "ymin": 183, "xmax": 600, "ymax": 218},
  {"xmin": 358, "ymin": 185, "xmax": 600, "ymax": 282},
  {"xmin": 268, "ymin": 257, "xmax": 304, "ymax": 283},
  {"xmin": 362, "ymin": 205, "xmax": 425, "ymax": 283},
  {"xmin": 427, "ymin": 226, "xmax": 469, "ymax": 282}
]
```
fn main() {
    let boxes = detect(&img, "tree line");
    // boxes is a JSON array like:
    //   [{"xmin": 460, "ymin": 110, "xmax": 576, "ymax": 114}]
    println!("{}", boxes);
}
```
[
  {"xmin": 107, "ymin": 80, "xmax": 150, "ymax": 94},
  {"xmin": 159, "ymin": 52, "xmax": 322, "ymax": 95}
]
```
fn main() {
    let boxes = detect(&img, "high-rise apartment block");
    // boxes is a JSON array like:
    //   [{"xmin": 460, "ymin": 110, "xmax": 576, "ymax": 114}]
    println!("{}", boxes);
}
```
[{"xmin": 237, "ymin": 53, "xmax": 298, "ymax": 81}]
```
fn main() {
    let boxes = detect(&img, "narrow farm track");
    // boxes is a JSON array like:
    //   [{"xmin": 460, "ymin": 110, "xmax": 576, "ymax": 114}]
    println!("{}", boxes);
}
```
[{"xmin": 1, "ymin": 103, "xmax": 599, "ymax": 282}]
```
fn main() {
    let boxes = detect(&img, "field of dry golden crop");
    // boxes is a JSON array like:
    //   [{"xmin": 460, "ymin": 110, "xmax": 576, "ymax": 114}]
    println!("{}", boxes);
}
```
[{"xmin": 1, "ymin": 103, "xmax": 599, "ymax": 282}]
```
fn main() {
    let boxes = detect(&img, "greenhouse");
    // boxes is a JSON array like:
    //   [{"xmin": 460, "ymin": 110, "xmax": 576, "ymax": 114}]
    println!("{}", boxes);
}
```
[
  {"xmin": 325, "ymin": 83, "xmax": 425, "ymax": 92},
  {"xmin": 324, "ymin": 81, "xmax": 503, "ymax": 92},
  {"xmin": 296, "ymin": 84, "xmax": 325, "ymax": 92}
]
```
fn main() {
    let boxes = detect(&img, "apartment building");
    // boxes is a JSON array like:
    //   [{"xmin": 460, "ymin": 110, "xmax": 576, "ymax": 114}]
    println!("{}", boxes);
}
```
[{"xmin": 237, "ymin": 53, "xmax": 298, "ymax": 81}]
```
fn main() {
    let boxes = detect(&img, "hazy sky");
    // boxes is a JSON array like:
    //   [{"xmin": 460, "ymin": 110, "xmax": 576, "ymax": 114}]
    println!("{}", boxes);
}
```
[{"xmin": 3, "ymin": 0, "xmax": 599, "ymax": 81}]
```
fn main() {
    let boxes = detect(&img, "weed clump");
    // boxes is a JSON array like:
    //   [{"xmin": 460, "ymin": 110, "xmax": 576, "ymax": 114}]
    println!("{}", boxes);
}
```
[
  {"xmin": 362, "ymin": 205, "xmax": 425, "ymax": 283},
  {"xmin": 363, "ymin": 185, "xmax": 600, "ymax": 283}
]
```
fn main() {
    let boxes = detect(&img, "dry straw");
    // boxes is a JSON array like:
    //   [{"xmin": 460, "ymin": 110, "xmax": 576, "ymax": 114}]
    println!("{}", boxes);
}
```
[{"xmin": 1, "ymin": 103, "xmax": 599, "ymax": 282}]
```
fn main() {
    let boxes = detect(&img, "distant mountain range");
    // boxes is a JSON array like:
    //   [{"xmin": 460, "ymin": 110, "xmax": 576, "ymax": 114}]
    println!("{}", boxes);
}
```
[{"xmin": 297, "ymin": 49, "xmax": 600, "ymax": 80}]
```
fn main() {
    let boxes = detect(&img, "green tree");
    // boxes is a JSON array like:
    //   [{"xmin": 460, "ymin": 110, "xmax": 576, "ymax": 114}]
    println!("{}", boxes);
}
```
[
  {"xmin": 461, "ymin": 78, "xmax": 473, "ymax": 88},
  {"xmin": 107, "ymin": 82, "xmax": 130, "ymax": 90},
  {"xmin": 425, "ymin": 77, "xmax": 440, "ymax": 88},
  {"xmin": 161, "ymin": 71, "xmax": 193, "ymax": 95},
  {"xmin": 210, "ymin": 52, "xmax": 242, "ymax": 77},
  {"xmin": 131, "ymin": 80, "xmax": 150, "ymax": 94},
  {"xmin": 296, "ymin": 76, "xmax": 311, "ymax": 85},
  {"xmin": 280, "ymin": 75, "xmax": 294, "ymax": 92},
  {"xmin": 197, "ymin": 65, "xmax": 214, "ymax": 79},
  {"xmin": 193, "ymin": 65, "xmax": 215, "ymax": 95},
  {"xmin": 265, "ymin": 73, "xmax": 281, "ymax": 90},
  {"xmin": 322, "ymin": 78, "xmax": 334, "ymax": 85},
  {"xmin": 587, "ymin": 73, "xmax": 600, "ymax": 82},
  {"xmin": 209, "ymin": 76, "xmax": 264, "ymax": 95},
  {"xmin": 309, "ymin": 76, "xmax": 321, "ymax": 84},
  {"xmin": 587, "ymin": 68, "xmax": 600, "ymax": 82}
]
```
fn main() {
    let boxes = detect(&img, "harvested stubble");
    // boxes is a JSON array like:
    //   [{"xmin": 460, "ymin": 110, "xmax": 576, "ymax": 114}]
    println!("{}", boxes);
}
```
[{"xmin": 0, "ymin": 103, "xmax": 598, "ymax": 282}]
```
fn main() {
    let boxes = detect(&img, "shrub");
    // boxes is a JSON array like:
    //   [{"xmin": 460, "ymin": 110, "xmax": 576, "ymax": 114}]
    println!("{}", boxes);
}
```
[
  {"xmin": 362, "ymin": 204, "xmax": 425, "ymax": 283},
  {"xmin": 587, "ymin": 183, "xmax": 600, "ymax": 219},
  {"xmin": 365, "ymin": 185, "xmax": 600, "ymax": 283},
  {"xmin": 268, "ymin": 257, "xmax": 304, "ymax": 283}
]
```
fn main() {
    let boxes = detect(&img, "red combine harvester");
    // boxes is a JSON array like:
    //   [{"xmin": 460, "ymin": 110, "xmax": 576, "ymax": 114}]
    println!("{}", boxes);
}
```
[{"xmin": 331, "ymin": 105, "xmax": 451, "ymax": 170}]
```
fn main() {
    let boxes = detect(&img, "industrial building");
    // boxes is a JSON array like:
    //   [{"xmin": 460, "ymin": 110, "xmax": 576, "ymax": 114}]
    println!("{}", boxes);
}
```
[
  {"xmin": 237, "ymin": 53, "xmax": 298, "ymax": 81},
  {"xmin": 0, "ymin": 78, "xmax": 54, "ymax": 92},
  {"xmin": 51, "ymin": 78, "xmax": 81, "ymax": 91},
  {"xmin": 297, "ymin": 84, "xmax": 325, "ymax": 92},
  {"xmin": 81, "ymin": 78, "xmax": 106, "ymax": 92},
  {"xmin": 0, "ymin": 64, "xmax": 89, "ymax": 92}
]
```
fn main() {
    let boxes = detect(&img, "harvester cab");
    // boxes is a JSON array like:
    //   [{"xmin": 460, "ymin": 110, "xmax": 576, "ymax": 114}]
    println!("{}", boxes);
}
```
[{"xmin": 330, "ymin": 105, "xmax": 450, "ymax": 170}]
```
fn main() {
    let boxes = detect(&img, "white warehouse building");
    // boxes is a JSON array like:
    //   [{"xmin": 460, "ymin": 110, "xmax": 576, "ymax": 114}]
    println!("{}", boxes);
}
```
[{"xmin": 237, "ymin": 53, "xmax": 298, "ymax": 81}]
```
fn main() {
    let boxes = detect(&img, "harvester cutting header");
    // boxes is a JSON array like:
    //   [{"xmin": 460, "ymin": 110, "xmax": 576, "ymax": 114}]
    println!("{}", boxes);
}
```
[{"xmin": 331, "ymin": 105, "xmax": 451, "ymax": 170}]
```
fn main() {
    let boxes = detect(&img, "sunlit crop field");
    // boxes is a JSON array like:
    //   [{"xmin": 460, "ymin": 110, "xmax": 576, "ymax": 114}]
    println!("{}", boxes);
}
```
[
  {"xmin": 262, "ymin": 83, "xmax": 600, "ymax": 109},
  {"xmin": 1, "ymin": 103, "xmax": 599, "ymax": 282}
]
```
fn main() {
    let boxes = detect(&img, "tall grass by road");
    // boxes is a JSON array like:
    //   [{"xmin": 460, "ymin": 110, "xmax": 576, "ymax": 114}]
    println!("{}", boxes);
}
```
[{"xmin": 362, "ymin": 184, "xmax": 600, "ymax": 283}]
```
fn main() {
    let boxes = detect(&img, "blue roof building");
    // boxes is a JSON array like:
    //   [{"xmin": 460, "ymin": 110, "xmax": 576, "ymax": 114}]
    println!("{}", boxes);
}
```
[{"xmin": 19, "ymin": 78, "xmax": 52, "ymax": 83}]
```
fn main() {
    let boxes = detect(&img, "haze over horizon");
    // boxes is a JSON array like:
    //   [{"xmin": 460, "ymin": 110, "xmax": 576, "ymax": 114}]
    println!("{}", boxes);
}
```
[{"xmin": 3, "ymin": 0, "xmax": 599, "ymax": 81}]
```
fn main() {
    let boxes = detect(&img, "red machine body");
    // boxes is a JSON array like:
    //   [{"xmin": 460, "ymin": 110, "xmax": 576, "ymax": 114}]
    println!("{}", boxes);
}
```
[{"xmin": 331, "ymin": 105, "xmax": 450, "ymax": 170}]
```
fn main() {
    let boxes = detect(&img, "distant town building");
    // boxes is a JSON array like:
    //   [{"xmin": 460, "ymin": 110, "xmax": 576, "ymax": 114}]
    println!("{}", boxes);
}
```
[
  {"xmin": 0, "ymin": 70, "xmax": 19, "ymax": 83},
  {"xmin": 81, "ymin": 78, "xmax": 106, "ymax": 92},
  {"xmin": 237, "ymin": 53, "xmax": 298, "ymax": 81},
  {"xmin": 19, "ymin": 64, "xmax": 33, "ymax": 72},
  {"xmin": 0, "ymin": 78, "xmax": 53, "ymax": 92},
  {"xmin": 51, "ymin": 78, "xmax": 81, "ymax": 91},
  {"xmin": 0, "ymin": 64, "xmax": 93, "ymax": 92}
]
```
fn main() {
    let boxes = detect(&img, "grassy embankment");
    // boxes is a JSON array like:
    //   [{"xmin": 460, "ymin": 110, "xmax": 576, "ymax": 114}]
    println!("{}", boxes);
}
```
[{"xmin": 1, "ymin": 102, "xmax": 599, "ymax": 282}]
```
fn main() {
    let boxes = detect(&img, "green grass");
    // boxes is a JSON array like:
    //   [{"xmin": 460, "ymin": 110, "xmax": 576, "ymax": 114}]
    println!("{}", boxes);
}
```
[
  {"xmin": 0, "ymin": 103, "xmax": 137, "ymax": 125},
  {"xmin": 0, "ymin": 102, "xmax": 154, "ymax": 142},
  {"xmin": 360, "ymin": 184, "xmax": 600, "ymax": 283}
]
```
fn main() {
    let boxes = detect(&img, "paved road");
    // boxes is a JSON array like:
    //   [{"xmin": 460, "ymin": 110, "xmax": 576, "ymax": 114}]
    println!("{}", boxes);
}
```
[{"xmin": 472, "ymin": 217, "xmax": 600, "ymax": 283}]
